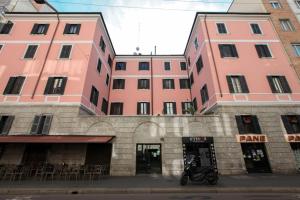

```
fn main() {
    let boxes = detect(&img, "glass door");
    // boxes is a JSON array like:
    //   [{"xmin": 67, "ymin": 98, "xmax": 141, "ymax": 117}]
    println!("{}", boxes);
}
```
[{"xmin": 136, "ymin": 144, "xmax": 162, "ymax": 174}]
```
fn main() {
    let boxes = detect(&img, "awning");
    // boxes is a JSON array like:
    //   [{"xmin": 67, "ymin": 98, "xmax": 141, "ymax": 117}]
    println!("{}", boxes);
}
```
[{"xmin": 0, "ymin": 135, "xmax": 114, "ymax": 143}]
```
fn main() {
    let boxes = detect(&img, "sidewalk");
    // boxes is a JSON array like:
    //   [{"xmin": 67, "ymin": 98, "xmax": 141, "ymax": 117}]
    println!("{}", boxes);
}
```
[{"xmin": 0, "ymin": 174, "xmax": 300, "ymax": 194}]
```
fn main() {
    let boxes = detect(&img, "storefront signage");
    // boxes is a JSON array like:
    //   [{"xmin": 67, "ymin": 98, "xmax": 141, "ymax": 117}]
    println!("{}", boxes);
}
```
[
  {"xmin": 236, "ymin": 134, "xmax": 268, "ymax": 143},
  {"xmin": 182, "ymin": 137, "xmax": 213, "ymax": 144},
  {"xmin": 284, "ymin": 134, "xmax": 300, "ymax": 143}
]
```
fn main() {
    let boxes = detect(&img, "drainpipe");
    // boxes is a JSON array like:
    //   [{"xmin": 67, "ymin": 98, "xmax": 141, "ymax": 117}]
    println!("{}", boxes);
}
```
[
  {"xmin": 31, "ymin": 0, "xmax": 60, "ymax": 99},
  {"xmin": 204, "ymin": 14, "xmax": 223, "ymax": 97},
  {"xmin": 150, "ymin": 54, "xmax": 154, "ymax": 115}
]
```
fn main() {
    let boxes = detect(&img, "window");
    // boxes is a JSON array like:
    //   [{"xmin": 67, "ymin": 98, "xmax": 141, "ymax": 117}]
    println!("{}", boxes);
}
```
[
  {"xmin": 137, "ymin": 102, "xmax": 150, "ymax": 115},
  {"xmin": 200, "ymin": 84, "xmax": 209, "ymax": 104},
  {"xmin": 0, "ymin": 45, "xmax": 3, "ymax": 52},
  {"xmin": 163, "ymin": 79, "xmax": 175, "ymax": 89},
  {"xmin": 296, "ymin": 0, "xmax": 300, "ymax": 8},
  {"xmin": 112, "ymin": 79, "xmax": 125, "ymax": 89},
  {"xmin": 110, "ymin": 103, "xmax": 123, "ymax": 115},
  {"xmin": 255, "ymin": 44, "xmax": 272, "ymax": 58},
  {"xmin": 267, "ymin": 76, "xmax": 291, "ymax": 93},
  {"xmin": 193, "ymin": 98, "xmax": 198, "ymax": 111},
  {"xmin": 182, "ymin": 102, "xmax": 192, "ymax": 114},
  {"xmin": 3, "ymin": 76, "xmax": 25, "ymax": 95},
  {"xmin": 90, "ymin": 86, "xmax": 99, "ymax": 106},
  {"xmin": 270, "ymin": 1, "xmax": 282, "ymax": 9},
  {"xmin": 31, "ymin": 24, "xmax": 49, "ymax": 34},
  {"xmin": 101, "ymin": 98, "xmax": 108, "ymax": 115},
  {"xmin": 115, "ymin": 62, "xmax": 126, "ymax": 70},
  {"xmin": 44, "ymin": 77, "xmax": 67, "ymax": 95},
  {"xmin": 180, "ymin": 62, "xmax": 187, "ymax": 70},
  {"xmin": 24, "ymin": 45, "xmax": 38, "ymax": 59},
  {"xmin": 179, "ymin": 79, "xmax": 190, "ymax": 89},
  {"xmin": 108, "ymin": 55, "xmax": 112, "ymax": 68},
  {"xmin": 292, "ymin": 44, "xmax": 300, "ymax": 56},
  {"xmin": 63, "ymin": 24, "xmax": 81, "ymax": 34},
  {"xmin": 188, "ymin": 57, "xmax": 191, "ymax": 66},
  {"xmin": 99, "ymin": 36, "xmax": 106, "ymax": 52},
  {"xmin": 236, "ymin": 115, "xmax": 261, "ymax": 134},
  {"xmin": 227, "ymin": 75, "xmax": 249, "ymax": 93},
  {"xmin": 281, "ymin": 115, "xmax": 300, "ymax": 134},
  {"xmin": 0, "ymin": 21, "xmax": 13, "ymax": 34},
  {"xmin": 30, "ymin": 115, "xmax": 53, "ymax": 135},
  {"xmin": 218, "ymin": 44, "xmax": 239, "ymax": 58},
  {"xmin": 97, "ymin": 59, "xmax": 102, "ymax": 73},
  {"xmin": 196, "ymin": 56, "xmax": 203, "ymax": 73},
  {"xmin": 194, "ymin": 38, "xmax": 198, "ymax": 49},
  {"xmin": 139, "ymin": 62, "xmax": 149, "ymax": 70},
  {"xmin": 190, "ymin": 73, "xmax": 194, "ymax": 85},
  {"xmin": 217, "ymin": 23, "xmax": 227, "ymax": 34},
  {"xmin": 0, "ymin": 115, "xmax": 14, "ymax": 135},
  {"xmin": 250, "ymin": 23, "xmax": 262, "ymax": 34},
  {"xmin": 164, "ymin": 62, "xmax": 171, "ymax": 71},
  {"xmin": 279, "ymin": 19, "xmax": 295, "ymax": 31},
  {"xmin": 138, "ymin": 79, "xmax": 150, "ymax": 89},
  {"xmin": 164, "ymin": 102, "xmax": 177, "ymax": 115},
  {"xmin": 59, "ymin": 45, "xmax": 72, "ymax": 59},
  {"xmin": 106, "ymin": 74, "xmax": 109, "ymax": 86}
]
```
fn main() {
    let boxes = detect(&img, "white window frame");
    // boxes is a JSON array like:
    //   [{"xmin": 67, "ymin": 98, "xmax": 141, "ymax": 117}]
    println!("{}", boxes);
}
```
[
  {"xmin": 270, "ymin": 1, "xmax": 282, "ymax": 9},
  {"xmin": 58, "ymin": 44, "xmax": 73, "ymax": 59},
  {"xmin": 138, "ymin": 102, "xmax": 149, "ymax": 115},
  {"xmin": 292, "ymin": 44, "xmax": 300, "ymax": 56},
  {"xmin": 216, "ymin": 22, "xmax": 228, "ymax": 34},
  {"xmin": 295, "ymin": 0, "xmax": 300, "ymax": 8},
  {"xmin": 165, "ymin": 102, "xmax": 175, "ymax": 115},
  {"xmin": 279, "ymin": 19, "xmax": 295, "ymax": 32},
  {"xmin": 23, "ymin": 44, "xmax": 39, "ymax": 60},
  {"xmin": 249, "ymin": 23, "xmax": 263, "ymax": 35}
]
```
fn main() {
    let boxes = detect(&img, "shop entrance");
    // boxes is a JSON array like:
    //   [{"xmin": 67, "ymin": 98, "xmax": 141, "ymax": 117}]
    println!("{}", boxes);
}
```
[
  {"xmin": 136, "ymin": 144, "xmax": 162, "ymax": 174},
  {"xmin": 241, "ymin": 143, "xmax": 271, "ymax": 173},
  {"xmin": 22, "ymin": 144, "xmax": 49, "ymax": 165},
  {"xmin": 290, "ymin": 143, "xmax": 300, "ymax": 170},
  {"xmin": 182, "ymin": 137, "xmax": 217, "ymax": 171}
]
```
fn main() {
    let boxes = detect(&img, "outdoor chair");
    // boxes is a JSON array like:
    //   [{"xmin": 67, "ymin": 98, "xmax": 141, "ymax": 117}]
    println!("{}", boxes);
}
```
[
  {"xmin": 42, "ymin": 164, "xmax": 55, "ymax": 181},
  {"xmin": 64, "ymin": 165, "xmax": 81, "ymax": 181},
  {"xmin": 83, "ymin": 165, "xmax": 94, "ymax": 182}
]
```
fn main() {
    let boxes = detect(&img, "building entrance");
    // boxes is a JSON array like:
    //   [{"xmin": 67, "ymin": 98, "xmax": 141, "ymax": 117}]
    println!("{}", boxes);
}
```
[
  {"xmin": 136, "ymin": 144, "xmax": 162, "ymax": 174},
  {"xmin": 241, "ymin": 143, "xmax": 271, "ymax": 173}
]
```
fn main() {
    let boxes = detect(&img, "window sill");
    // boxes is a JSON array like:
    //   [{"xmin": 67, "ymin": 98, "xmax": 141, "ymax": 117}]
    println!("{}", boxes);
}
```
[
  {"xmin": 44, "ymin": 94, "xmax": 63, "ymax": 96},
  {"xmin": 3, "ymin": 94, "xmax": 21, "ymax": 96}
]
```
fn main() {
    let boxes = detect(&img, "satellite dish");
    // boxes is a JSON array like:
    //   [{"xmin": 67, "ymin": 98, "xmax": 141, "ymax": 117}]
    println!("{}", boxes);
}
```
[{"xmin": 136, "ymin": 47, "xmax": 140, "ymax": 51}]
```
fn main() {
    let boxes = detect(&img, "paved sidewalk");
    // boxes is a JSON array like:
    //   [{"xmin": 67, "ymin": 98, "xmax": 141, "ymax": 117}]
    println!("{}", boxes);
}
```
[{"xmin": 0, "ymin": 174, "xmax": 300, "ymax": 194}]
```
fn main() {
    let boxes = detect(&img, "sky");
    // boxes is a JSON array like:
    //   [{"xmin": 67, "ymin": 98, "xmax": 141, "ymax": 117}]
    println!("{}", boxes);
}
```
[{"xmin": 48, "ymin": 0, "xmax": 233, "ymax": 55}]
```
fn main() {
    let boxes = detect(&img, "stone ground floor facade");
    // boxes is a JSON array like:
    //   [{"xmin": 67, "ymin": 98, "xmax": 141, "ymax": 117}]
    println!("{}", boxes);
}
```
[{"xmin": 0, "ymin": 104, "xmax": 299, "ymax": 176}]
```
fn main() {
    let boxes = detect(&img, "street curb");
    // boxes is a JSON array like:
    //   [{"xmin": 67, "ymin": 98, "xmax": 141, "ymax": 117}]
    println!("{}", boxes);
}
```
[{"xmin": 1, "ymin": 187, "xmax": 300, "ymax": 195}]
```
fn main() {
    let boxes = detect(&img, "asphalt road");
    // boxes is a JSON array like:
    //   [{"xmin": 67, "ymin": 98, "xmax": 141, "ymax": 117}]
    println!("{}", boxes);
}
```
[{"xmin": 1, "ymin": 193, "xmax": 300, "ymax": 200}]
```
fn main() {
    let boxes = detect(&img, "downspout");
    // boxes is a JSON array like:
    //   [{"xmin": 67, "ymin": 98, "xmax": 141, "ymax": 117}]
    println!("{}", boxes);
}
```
[
  {"xmin": 186, "ymin": 58, "xmax": 193, "ymax": 104},
  {"xmin": 150, "ymin": 55, "xmax": 154, "ymax": 115},
  {"xmin": 31, "ymin": 7, "xmax": 60, "ymax": 99},
  {"xmin": 204, "ymin": 14, "xmax": 223, "ymax": 97}
]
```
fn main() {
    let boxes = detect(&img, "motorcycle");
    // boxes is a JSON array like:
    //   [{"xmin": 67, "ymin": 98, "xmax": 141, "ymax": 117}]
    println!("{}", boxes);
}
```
[{"xmin": 180, "ymin": 155, "xmax": 218, "ymax": 186}]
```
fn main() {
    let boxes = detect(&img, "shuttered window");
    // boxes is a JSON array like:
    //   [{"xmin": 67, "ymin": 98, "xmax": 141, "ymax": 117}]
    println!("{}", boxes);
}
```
[
  {"xmin": 218, "ymin": 44, "xmax": 239, "ymax": 58},
  {"xmin": 0, "ymin": 115, "xmax": 14, "ymax": 135},
  {"xmin": 226, "ymin": 75, "xmax": 249, "ymax": 93},
  {"xmin": 31, "ymin": 24, "xmax": 49, "ymax": 34},
  {"xmin": 3, "ymin": 76, "xmax": 25, "ymax": 95},
  {"xmin": 115, "ymin": 62, "xmax": 126, "ymax": 70},
  {"xmin": 101, "ymin": 98, "xmax": 108, "ymax": 115},
  {"xmin": 255, "ymin": 44, "xmax": 272, "ymax": 58},
  {"xmin": 63, "ymin": 24, "xmax": 81, "ymax": 34},
  {"xmin": 138, "ymin": 79, "xmax": 150, "ymax": 89},
  {"xmin": 137, "ymin": 102, "xmax": 150, "ymax": 115},
  {"xmin": 182, "ymin": 102, "xmax": 192, "ymax": 114},
  {"xmin": 281, "ymin": 115, "xmax": 300, "ymax": 134},
  {"xmin": 0, "ymin": 21, "xmax": 13, "ymax": 34},
  {"xmin": 24, "ymin": 45, "xmax": 38, "ymax": 59},
  {"xmin": 163, "ymin": 79, "xmax": 175, "ymax": 89},
  {"xmin": 30, "ymin": 115, "xmax": 53, "ymax": 135},
  {"xmin": 267, "ymin": 76, "xmax": 291, "ymax": 93},
  {"xmin": 97, "ymin": 59, "xmax": 102, "ymax": 73},
  {"xmin": 163, "ymin": 102, "xmax": 177, "ymax": 115},
  {"xmin": 110, "ymin": 103, "xmax": 123, "ymax": 115},
  {"xmin": 200, "ymin": 84, "xmax": 209, "ymax": 104},
  {"xmin": 59, "ymin": 45, "xmax": 72, "ymax": 59},
  {"xmin": 44, "ymin": 77, "xmax": 67, "ymax": 95},
  {"xmin": 112, "ymin": 79, "xmax": 125, "ymax": 89},
  {"xmin": 235, "ymin": 115, "xmax": 262, "ymax": 134},
  {"xmin": 90, "ymin": 86, "xmax": 99, "ymax": 106},
  {"xmin": 196, "ymin": 55, "xmax": 203, "ymax": 74},
  {"xmin": 217, "ymin": 23, "xmax": 227, "ymax": 34},
  {"xmin": 179, "ymin": 79, "xmax": 190, "ymax": 89}
]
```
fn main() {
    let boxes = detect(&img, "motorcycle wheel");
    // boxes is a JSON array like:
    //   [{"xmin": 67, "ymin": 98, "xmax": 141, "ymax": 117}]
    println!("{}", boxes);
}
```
[
  {"xmin": 180, "ymin": 175, "xmax": 188, "ymax": 186},
  {"xmin": 206, "ymin": 172, "xmax": 218, "ymax": 185}
]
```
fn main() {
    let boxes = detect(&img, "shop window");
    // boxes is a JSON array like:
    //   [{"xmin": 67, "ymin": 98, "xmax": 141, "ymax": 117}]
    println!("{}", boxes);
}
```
[
  {"xmin": 196, "ymin": 55, "xmax": 203, "ymax": 74},
  {"xmin": 250, "ymin": 23, "xmax": 262, "ymax": 34},
  {"xmin": 44, "ymin": 77, "xmax": 67, "ymax": 95},
  {"xmin": 90, "ymin": 86, "xmax": 99, "ymax": 106},
  {"xmin": 139, "ymin": 62, "xmax": 149, "ymax": 70},
  {"xmin": 115, "ymin": 62, "xmax": 126, "ymax": 70},
  {"xmin": 267, "ymin": 76, "xmax": 291, "ymax": 93},
  {"xmin": 163, "ymin": 102, "xmax": 177, "ymax": 115},
  {"xmin": 0, "ymin": 115, "xmax": 14, "ymax": 135},
  {"xmin": 3, "ymin": 76, "xmax": 25, "ymax": 95},
  {"xmin": 63, "ymin": 24, "xmax": 81, "ymax": 34},
  {"xmin": 112, "ymin": 79, "xmax": 125, "ymax": 89},
  {"xmin": 101, "ymin": 98, "xmax": 108, "ymax": 115},
  {"xmin": 138, "ymin": 79, "xmax": 150, "ymax": 89},
  {"xmin": 180, "ymin": 62, "xmax": 187, "ymax": 70},
  {"xmin": 236, "ymin": 115, "xmax": 262, "ymax": 134},
  {"xmin": 281, "ymin": 115, "xmax": 300, "ymax": 133},
  {"xmin": 218, "ymin": 44, "xmax": 239, "ymax": 58},
  {"xmin": 110, "ymin": 103, "xmax": 123, "ymax": 115},
  {"xmin": 137, "ymin": 102, "xmax": 150, "ymax": 115},
  {"xmin": 255, "ymin": 44, "xmax": 272, "ymax": 58},
  {"xmin": 59, "ymin": 45, "xmax": 72, "ymax": 59},
  {"xmin": 24, "ymin": 45, "xmax": 38, "ymax": 59},
  {"xmin": 182, "ymin": 102, "xmax": 192, "ymax": 114},
  {"xmin": 200, "ymin": 84, "xmax": 209, "ymax": 104},
  {"xmin": 217, "ymin": 23, "xmax": 227, "ymax": 34},
  {"xmin": 30, "ymin": 115, "xmax": 53, "ymax": 135},
  {"xmin": 31, "ymin": 24, "xmax": 49, "ymax": 34},
  {"xmin": 179, "ymin": 79, "xmax": 190, "ymax": 89},
  {"xmin": 227, "ymin": 75, "xmax": 249, "ymax": 93},
  {"xmin": 0, "ymin": 21, "xmax": 13, "ymax": 34},
  {"xmin": 162, "ymin": 79, "xmax": 175, "ymax": 89},
  {"xmin": 99, "ymin": 36, "xmax": 106, "ymax": 53}
]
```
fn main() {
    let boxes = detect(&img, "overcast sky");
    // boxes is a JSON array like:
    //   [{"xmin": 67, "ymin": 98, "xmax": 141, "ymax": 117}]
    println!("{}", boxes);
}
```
[{"xmin": 49, "ymin": 0, "xmax": 232, "ymax": 55}]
